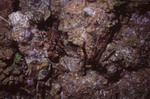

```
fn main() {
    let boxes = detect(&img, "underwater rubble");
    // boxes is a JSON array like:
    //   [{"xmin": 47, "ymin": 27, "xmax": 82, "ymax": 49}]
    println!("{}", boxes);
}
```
[{"xmin": 0, "ymin": 0, "xmax": 150, "ymax": 99}]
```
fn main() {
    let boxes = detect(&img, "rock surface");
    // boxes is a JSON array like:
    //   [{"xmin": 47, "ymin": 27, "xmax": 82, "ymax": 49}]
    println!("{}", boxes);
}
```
[{"xmin": 0, "ymin": 0, "xmax": 150, "ymax": 99}]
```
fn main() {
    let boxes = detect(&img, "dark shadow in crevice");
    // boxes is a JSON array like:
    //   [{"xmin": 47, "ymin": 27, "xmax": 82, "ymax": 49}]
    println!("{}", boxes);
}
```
[
  {"xmin": 37, "ymin": 15, "xmax": 59, "ymax": 30},
  {"xmin": 139, "ymin": 3, "xmax": 150, "ymax": 15},
  {"xmin": 13, "ymin": 0, "xmax": 20, "ymax": 12}
]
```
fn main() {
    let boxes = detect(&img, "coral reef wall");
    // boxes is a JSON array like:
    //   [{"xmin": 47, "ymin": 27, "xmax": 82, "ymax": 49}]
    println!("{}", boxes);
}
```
[{"xmin": 0, "ymin": 0, "xmax": 150, "ymax": 99}]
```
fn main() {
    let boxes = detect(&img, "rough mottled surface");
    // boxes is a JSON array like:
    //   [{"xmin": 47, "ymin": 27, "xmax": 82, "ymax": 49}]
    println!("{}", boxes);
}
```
[
  {"xmin": 0, "ymin": 0, "xmax": 150, "ymax": 99},
  {"xmin": 58, "ymin": 0, "xmax": 118, "ymax": 57}
]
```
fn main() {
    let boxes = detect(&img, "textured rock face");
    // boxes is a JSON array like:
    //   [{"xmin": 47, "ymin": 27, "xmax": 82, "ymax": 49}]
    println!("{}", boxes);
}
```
[
  {"xmin": 118, "ymin": 68, "xmax": 150, "ymax": 98},
  {"xmin": 0, "ymin": 48, "xmax": 14, "ymax": 60},
  {"xmin": 59, "ymin": 55, "xmax": 82, "ymax": 72},
  {"xmin": 101, "ymin": 11, "xmax": 150, "ymax": 69},
  {"xmin": 57, "ymin": 70, "xmax": 108, "ymax": 96},
  {"xmin": 92, "ymin": 69, "xmax": 150, "ymax": 99},
  {"xmin": 58, "ymin": 0, "xmax": 118, "ymax": 57},
  {"xmin": 0, "ymin": 52, "xmax": 27, "ymax": 86},
  {"xmin": 0, "ymin": 0, "xmax": 14, "ymax": 18},
  {"xmin": 19, "ymin": 0, "xmax": 51, "ymax": 21},
  {"xmin": 119, "ymin": 69, "xmax": 150, "ymax": 98},
  {"xmin": 8, "ymin": 11, "xmax": 52, "ymax": 86},
  {"xmin": 0, "ymin": 26, "xmax": 13, "ymax": 49},
  {"xmin": 0, "ymin": 0, "xmax": 14, "ymax": 47},
  {"xmin": 126, "ymin": 0, "xmax": 150, "ymax": 13},
  {"xmin": 0, "ymin": 0, "xmax": 27, "ymax": 87},
  {"xmin": 0, "ymin": 0, "xmax": 150, "ymax": 99},
  {"xmin": 9, "ymin": 11, "xmax": 44, "ymax": 59}
]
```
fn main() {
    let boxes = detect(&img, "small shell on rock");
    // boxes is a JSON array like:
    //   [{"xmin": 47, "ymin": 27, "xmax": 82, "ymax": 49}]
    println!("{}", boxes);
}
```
[
  {"xmin": 9, "ymin": 76, "xmax": 14, "ymax": 81},
  {"xmin": 2, "ymin": 78, "xmax": 9, "ymax": 85}
]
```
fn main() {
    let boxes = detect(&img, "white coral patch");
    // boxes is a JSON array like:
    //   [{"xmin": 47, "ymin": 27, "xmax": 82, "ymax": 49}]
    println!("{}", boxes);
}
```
[
  {"xmin": 9, "ymin": 11, "xmax": 30, "ymax": 28},
  {"xmin": 83, "ymin": 7, "xmax": 95, "ymax": 16}
]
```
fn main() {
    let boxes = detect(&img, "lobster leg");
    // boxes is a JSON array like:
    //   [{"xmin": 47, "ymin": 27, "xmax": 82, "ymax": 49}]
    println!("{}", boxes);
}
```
[
  {"xmin": 48, "ymin": 51, "xmax": 57, "ymax": 57},
  {"xmin": 38, "ymin": 38, "xmax": 48, "ymax": 46},
  {"xmin": 42, "ymin": 42, "xmax": 49, "ymax": 51}
]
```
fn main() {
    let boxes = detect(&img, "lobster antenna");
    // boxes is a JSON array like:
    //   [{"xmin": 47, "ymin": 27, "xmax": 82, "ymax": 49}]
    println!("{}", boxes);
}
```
[{"xmin": 0, "ymin": 16, "xmax": 11, "ymax": 25}]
